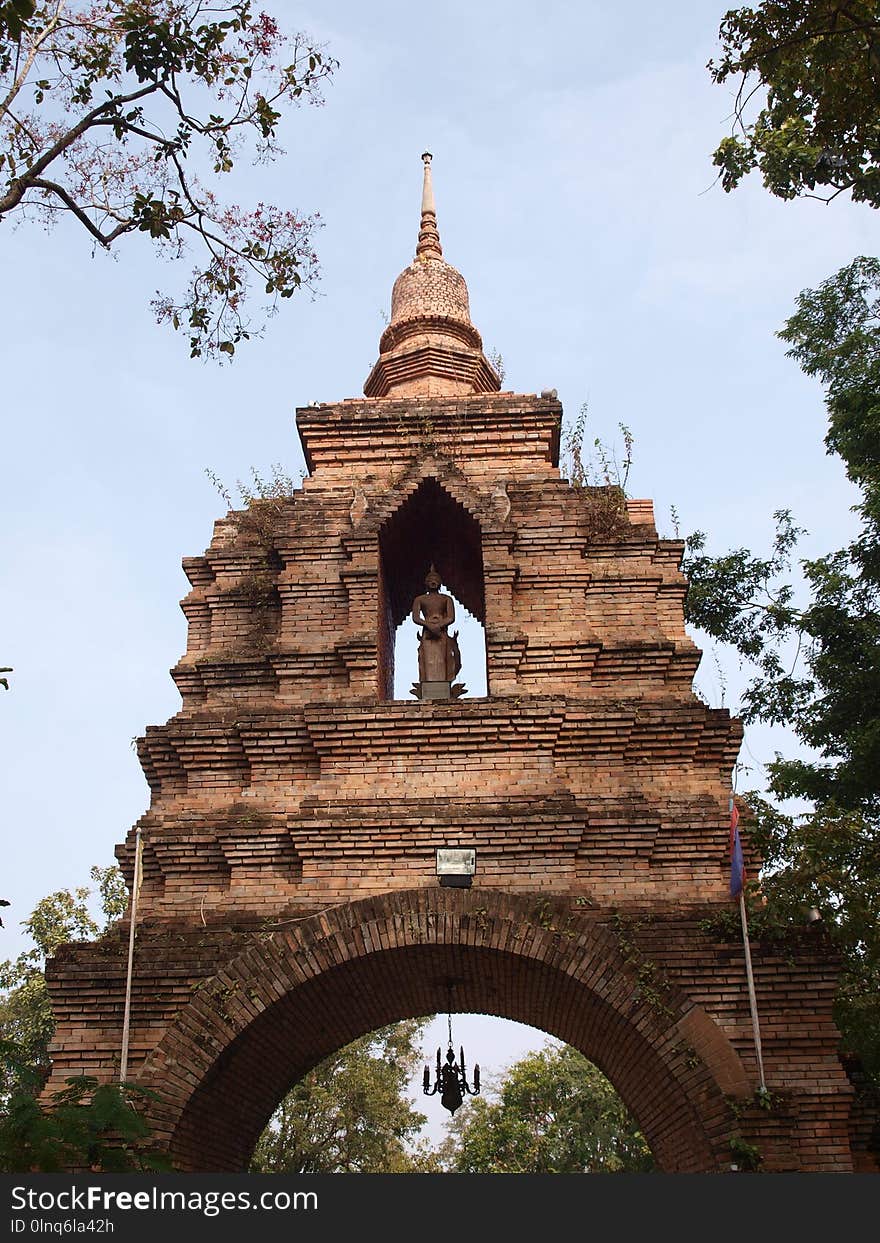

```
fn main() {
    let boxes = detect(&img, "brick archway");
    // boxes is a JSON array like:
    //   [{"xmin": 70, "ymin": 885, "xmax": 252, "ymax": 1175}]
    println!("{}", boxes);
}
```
[
  {"xmin": 45, "ymin": 387, "xmax": 865, "ymax": 1172},
  {"xmin": 137, "ymin": 888, "xmax": 747, "ymax": 1172}
]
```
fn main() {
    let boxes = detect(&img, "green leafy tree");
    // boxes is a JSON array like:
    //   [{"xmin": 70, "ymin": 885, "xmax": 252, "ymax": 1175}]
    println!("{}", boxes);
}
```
[
  {"xmin": 0, "ymin": 1066, "xmax": 167, "ymax": 1172},
  {"xmin": 0, "ymin": 2, "xmax": 336, "ymax": 358},
  {"xmin": 709, "ymin": 1, "xmax": 880, "ymax": 205},
  {"xmin": 683, "ymin": 256, "xmax": 880, "ymax": 1075},
  {"xmin": 0, "ymin": 2, "xmax": 35, "ymax": 41},
  {"xmin": 251, "ymin": 1020, "xmax": 441, "ymax": 1173},
  {"xmin": 0, "ymin": 866, "xmax": 127, "ymax": 1101},
  {"xmin": 443, "ymin": 1044, "xmax": 652, "ymax": 1174},
  {"xmin": 0, "ymin": 866, "xmax": 168, "ymax": 1172},
  {"xmin": 705, "ymin": 4, "xmax": 880, "ymax": 1085}
]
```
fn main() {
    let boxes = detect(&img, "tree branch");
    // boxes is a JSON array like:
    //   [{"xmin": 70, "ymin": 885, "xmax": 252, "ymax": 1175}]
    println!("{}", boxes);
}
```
[
  {"xmin": 717, "ymin": 16, "xmax": 880, "ymax": 81},
  {"xmin": 28, "ymin": 176, "xmax": 132, "ymax": 245},
  {"xmin": 0, "ymin": 80, "xmax": 160, "ymax": 215},
  {"xmin": 0, "ymin": 0, "xmax": 67, "ymax": 119}
]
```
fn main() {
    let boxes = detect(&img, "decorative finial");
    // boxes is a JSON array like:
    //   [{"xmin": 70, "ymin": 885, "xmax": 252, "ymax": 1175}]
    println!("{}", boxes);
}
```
[
  {"xmin": 362, "ymin": 150, "xmax": 502, "ymax": 399},
  {"xmin": 416, "ymin": 151, "xmax": 442, "ymax": 260}
]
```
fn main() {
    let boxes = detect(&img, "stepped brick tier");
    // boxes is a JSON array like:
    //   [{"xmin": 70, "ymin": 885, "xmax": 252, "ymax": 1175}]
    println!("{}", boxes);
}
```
[{"xmin": 45, "ymin": 156, "xmax": 875, "ymax": 1173}]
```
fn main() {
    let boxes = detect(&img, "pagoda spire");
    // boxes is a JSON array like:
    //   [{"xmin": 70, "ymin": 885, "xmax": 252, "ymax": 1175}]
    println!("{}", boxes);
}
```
[
  {"xmin": 363, "ymin": 152, "xmax": 501, "ymax": 399},
  {"xmin": 416, "ymin": 151, "xmax": 443, "ymax": 260}
]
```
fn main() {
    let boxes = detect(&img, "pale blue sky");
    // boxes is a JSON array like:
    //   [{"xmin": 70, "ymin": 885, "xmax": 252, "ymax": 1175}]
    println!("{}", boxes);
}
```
[{"xmin": 1, "ymin": 1, "xmax": 875, "ymax": 1110}]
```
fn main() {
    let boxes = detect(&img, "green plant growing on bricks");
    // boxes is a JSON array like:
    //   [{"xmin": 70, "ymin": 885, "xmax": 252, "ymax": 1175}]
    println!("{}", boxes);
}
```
[
  {"xmin": 560, "ymin": 404, "xmax": 634, "ymax": 544},
  {"xmin": 205, "ymin": 462, "xmax": 302, "ymax": 550}
]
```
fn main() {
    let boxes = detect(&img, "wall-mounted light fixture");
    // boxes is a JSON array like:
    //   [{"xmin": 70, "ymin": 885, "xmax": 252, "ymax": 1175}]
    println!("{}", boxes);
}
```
[{"xmin": 436, "ymin": 848, "xmax": 475, "ymax": 888}]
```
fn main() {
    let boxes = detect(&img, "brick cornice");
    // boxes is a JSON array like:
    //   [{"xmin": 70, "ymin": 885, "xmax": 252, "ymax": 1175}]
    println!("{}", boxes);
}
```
[{"xmin": 295, "ymin": 392, "xmax": 562, "ymax": 477}]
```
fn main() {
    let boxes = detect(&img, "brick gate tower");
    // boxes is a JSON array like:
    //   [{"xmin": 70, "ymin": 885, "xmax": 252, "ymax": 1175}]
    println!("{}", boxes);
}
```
[{"xmin": 45, "ymin": 155, "xmax": 871, "ymax": 1172}]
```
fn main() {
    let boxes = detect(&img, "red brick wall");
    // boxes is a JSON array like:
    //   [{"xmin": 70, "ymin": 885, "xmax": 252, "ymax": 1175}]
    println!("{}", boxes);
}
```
[{"xmin": 43, "ymin": 391, "xmax": 867, "ymax": 1172}]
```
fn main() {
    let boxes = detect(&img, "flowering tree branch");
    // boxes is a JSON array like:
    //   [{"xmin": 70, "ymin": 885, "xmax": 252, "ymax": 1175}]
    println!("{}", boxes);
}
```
[{"xmin": 0, "ymin": 1, "xmax": 337, "ymax": 357}]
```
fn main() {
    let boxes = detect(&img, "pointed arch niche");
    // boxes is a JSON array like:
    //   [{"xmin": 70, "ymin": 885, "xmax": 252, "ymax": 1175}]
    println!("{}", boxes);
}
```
[{"xmin": 378, "ymin": 478, "xmax": 487, "ymax": 700}]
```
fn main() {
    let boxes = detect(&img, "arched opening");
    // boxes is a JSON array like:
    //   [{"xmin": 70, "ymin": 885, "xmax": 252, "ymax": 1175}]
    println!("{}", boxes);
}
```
[
  {"xmin": 378, "ymin": 478, "xmax": 487, "ymax": 699},
  {"xmin": 139, "ymin": 890, "xmax": 742, "ymax": 1173},
  {"xmin": 250, "ymin": 1014, "xmax": 653, "ymax": 1172}
]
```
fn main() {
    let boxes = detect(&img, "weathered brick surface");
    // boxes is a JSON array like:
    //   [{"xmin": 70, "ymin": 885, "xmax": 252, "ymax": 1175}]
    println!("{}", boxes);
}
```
[
  {"xmin": 43, "ymin": 289, "xmax": 873, "ymax": 1171},
  {"xmin": 46, "ymin": 891, "xmax": 858, "ymax": 1173}
]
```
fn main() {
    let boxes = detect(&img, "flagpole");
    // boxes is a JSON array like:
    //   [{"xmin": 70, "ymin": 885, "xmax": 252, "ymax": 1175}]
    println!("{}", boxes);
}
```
[
  {"xmin": 738, "ymin": 890, "xmax": 767, "ymax": 1094},
  {"xmin": 729, "ymin": 793, "xmax": 767, "ymax": 1094},
  {"xmin": 120, "ymin": 826, "xmax": 143, "ymax": 1084}
]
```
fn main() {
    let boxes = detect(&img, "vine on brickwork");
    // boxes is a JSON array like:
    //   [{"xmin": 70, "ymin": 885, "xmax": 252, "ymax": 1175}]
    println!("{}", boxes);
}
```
[
  {"xmin": 610, "ymin": 913, "xmax": 675, "ymax": 1021},
  {"xmin": 699, "ymin": 896, "xmax": 807, "ymax": 969},
  {"xmin": 467, "ymin": 906, "xmax": 490, "ymax": 935},
  {"xmin": 255, "ymin": 902, "xmax": 345, "ymax": 934},
  {"xmin": 729, "ymin": 1135, "xmax": 763, "ymax": 1171},
  {"xmin": 726, "ymin": 1088, "xmax": 781, "ymax": 1118},
  {"xmin": 404, "ymin": 915, "xmax": 427, "ymax": 944},
  {"xmin": 222, "ymin": 569, "xmax": 281, "ymax": 652},
  {"xmin": 560, "ymin": 404, "xmax": 634, "ymax": 545},
  {"xmin": 530, "ymin": 898, "xmax": 578, "ymax": 943},
  {"xmin": 202, "ymin": 466, "xmax": 292, "ymax": 657},
  {"xmin": 487, "ymin": 348, "xmax": 506, "ymax": 384},
  {"xmin": 391, "ymin": 409, "xmax": 467, "ymax": 465},
  {"xmin": 226, "ymin": 571, "xmax": 277, "ymax": 604},
  {"xmin": 204, "ymin": 981, "xmax": 239, "ymax": 1025},
  {"xmin": 676, "ymin": 1041, "xmax": 702, "ymax": 1071}
]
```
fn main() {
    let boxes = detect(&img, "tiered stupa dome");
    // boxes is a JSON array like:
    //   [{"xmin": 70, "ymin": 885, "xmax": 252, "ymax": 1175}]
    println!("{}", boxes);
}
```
[{"xmin": 364, "ymin": 153, "xmax": 501, "ymax": 398}]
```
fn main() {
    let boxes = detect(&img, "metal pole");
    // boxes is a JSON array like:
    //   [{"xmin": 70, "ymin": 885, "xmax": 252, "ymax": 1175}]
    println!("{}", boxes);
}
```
[
  {"xmin": 739, "ymin": 889, "xmax": 767, "ymax": 1093},
  {"xmin": 119, "ymin": 826, "xmax": 143, "ymax": 1084}
]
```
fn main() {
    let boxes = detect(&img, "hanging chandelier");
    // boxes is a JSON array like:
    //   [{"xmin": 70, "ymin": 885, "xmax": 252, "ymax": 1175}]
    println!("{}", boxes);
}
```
[{"xmin": 422, "ymin": 1011, "xmax": 480, "ymax": 1114}]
